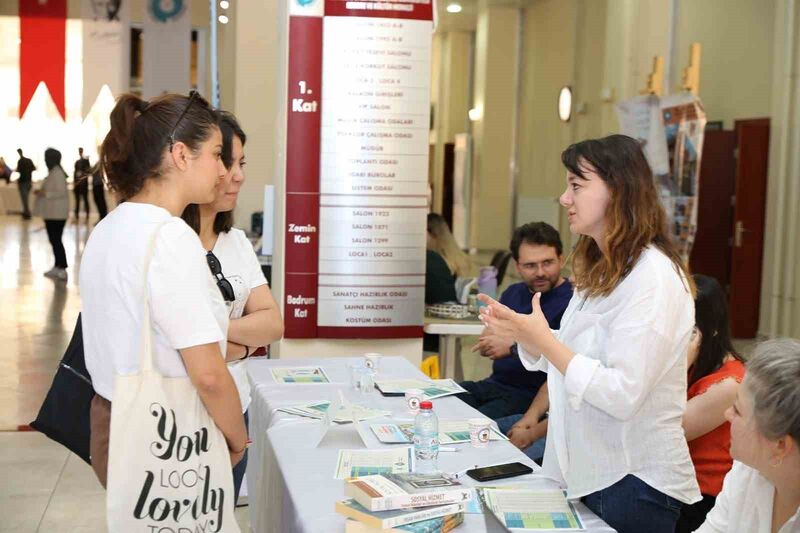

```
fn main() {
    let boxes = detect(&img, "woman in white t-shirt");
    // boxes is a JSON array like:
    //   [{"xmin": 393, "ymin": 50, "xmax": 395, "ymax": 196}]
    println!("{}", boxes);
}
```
[
  {"xmin": 696, "ymin": 338, "xmax": 800, "ymax": 533},
  {"xmin": 181, "ymin": 111, "xmax": 284, "ymax": 502},
  {"xmin": 479, "ymin": 135, "xmax": 701, "ymax": 533},
  {"xmin": 80, "ymin": 92, "xmax": 248, "ymax": 487}
]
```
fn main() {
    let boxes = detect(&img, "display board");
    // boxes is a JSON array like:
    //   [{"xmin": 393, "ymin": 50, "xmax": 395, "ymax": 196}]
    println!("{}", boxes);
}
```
[{"xmin": 283, "ymin": 0, "xmax": 433, "ymax": 339}]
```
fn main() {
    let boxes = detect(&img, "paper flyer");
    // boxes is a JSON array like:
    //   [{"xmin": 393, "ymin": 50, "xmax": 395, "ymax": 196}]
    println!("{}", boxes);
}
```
[
  {"xmin": 278, "ymin": 401, "xmax": 390, "ymax": 425},
  {"xmin": 481, "ymin": 488, "xmax": 585, "ymax": 531},
  {"xmin": 334, "ymin": 447, "xmax": 414, "ymax": 480},
  {"xmin": 270, "ymin": 366, "xmax": 331, "ymax": 384},
  {"xmin": 375, "ymin": 379, "xmax": 467, "ymax": 400},
  {"xmin": 370, "ymin": 421, "xmax": 508, "ymax": 444}
]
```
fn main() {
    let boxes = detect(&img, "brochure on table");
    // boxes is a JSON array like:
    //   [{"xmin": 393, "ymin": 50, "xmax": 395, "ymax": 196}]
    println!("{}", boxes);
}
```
[
  {"xmin": 334, "ymin": 447, "xmax": 415, "ymax": 480},
  {"xmin": 270, "ymin": 366, "xmax": 331, "ymax": 383},
  {"xmin": 480, "ymin": 488, "xmax": 585, "ymax": 531},
  {"xmin": 277, "ymin": 400, "xmax": 391, "ymax": 424},
  {"xmin": 370, "ymin": 421, "xmax": 509, "ymax": 445},
  {"xmin": 375, "ymin": 378, "xmax": 467, "ymax": 399}
]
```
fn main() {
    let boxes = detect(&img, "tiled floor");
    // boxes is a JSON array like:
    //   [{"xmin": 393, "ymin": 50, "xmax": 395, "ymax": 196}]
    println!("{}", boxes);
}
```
[{"xmin": 0, "ymin": 214, "xmax": 249, "ymax": 532}]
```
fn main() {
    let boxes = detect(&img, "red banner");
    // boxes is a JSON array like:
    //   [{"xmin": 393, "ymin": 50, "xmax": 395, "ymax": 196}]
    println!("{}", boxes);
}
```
[
  {"xmin": 283, "ymin": 15, "xmax": 323, "ymax": 338},
  {"xmin": 325, "ymin": 0, "xmax": 433, "ymax": 20},
  {"xmin": 19, "ymin": 0, "xmax": 67, "ymax": 120}
]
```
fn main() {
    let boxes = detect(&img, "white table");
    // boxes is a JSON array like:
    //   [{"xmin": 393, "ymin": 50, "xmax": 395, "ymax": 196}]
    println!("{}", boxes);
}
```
[
  {"xmin": 246, "ymin": 356, "xmax": 615, "ymax": 533},
  {"xmin": 0, "ymin": 184, "xmax": 22, "ymax": 214},
  {"xmin": 424, "ymin": 316, "xmax": 484, "ymax": 380}
]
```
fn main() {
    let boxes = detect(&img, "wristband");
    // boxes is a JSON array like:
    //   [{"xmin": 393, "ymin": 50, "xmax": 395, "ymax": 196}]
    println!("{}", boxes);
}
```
[{"xmin": 239, "ymin": 345, "xmax": 250, "ymax": 361}]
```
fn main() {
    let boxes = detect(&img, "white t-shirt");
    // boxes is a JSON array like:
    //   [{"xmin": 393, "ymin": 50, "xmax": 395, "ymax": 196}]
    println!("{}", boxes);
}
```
[
  {"xmin": 697, "ymin": 461, "xmax": 800, "ymax": 533},
  {"xmin": 80, "ymin": 203, "xmax": 229, "ymax": 401},
  {"xmin": 210, "ymin": 228, "xmax": 268, "ymax": 413}
]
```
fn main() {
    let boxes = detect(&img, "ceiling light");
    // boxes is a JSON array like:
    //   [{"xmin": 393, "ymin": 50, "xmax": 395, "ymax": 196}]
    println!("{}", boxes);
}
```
[
  {"xmin": 220, "ymin": 0, "xmax": 229, "ymax": 9},
  {"xmin": 218, "ymin": 14, "xmax": 229, "ymax": 24},
  {"xmin": 446, "ymin": 3, "xmax": 462, "ymax": 13}
]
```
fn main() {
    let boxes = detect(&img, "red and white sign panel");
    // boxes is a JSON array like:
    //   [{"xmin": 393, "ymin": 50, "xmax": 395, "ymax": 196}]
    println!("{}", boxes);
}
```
[{"xmin": 283, "ymin": 0, "xmax": 432, "ymax": 339}]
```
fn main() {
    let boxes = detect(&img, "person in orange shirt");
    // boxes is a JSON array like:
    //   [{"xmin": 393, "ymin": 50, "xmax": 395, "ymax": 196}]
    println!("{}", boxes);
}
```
[{"xmin": 676, "ymin": 274, "xmax": 746, "ymax": 532}]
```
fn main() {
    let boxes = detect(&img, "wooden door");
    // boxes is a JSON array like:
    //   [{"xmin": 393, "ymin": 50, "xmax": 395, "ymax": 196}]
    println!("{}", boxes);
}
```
[
  {"xmin": 729, "ymin": 119, "xmax": 770, "ymax": 338},
  {"xmin": 690, "ymin": 130, "xmax": 737, "ymax": 287}
]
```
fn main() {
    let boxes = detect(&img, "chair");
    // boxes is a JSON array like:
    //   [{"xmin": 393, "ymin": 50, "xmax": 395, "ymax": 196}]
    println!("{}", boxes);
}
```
[
  {"xmin": 489, "ymin": 250, "xmax": 507, "ymax": 270},
  {"xmin": 421, "ymin": 355, "xmax": 441, "ymax": 379},
  {"xmin": 494, "ymin": 251, "xmax": 513, "ymax": 287}
]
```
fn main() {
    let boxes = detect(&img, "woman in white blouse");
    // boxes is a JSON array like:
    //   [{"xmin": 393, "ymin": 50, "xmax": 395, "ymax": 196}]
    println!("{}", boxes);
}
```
[
  {"xmin": 182, "ymin": 111, "xmax": 284, "ymax": 503},
  {"xmin": 696, "ymin": 338, "xmax": 800, "ymax": 533},
  {"xmin": 479, "ymin": 134, "xmax": 701, "ymax": 533}
]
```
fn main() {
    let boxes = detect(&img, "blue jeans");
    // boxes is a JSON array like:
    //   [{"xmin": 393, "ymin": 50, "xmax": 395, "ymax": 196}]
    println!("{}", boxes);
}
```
[
  {"xmin": 496, "ymin": 413, "xmax": 546, "ymax": 464},
  {"xmin": 457, "ymin": 380, "xmax": 536, "ymax": 420},
  {"xmin": 582, "ymin": 475, "xmax": 682, "ymax": 533},
  {"xmin": 232, "ymin": 410, "xmax": 249, "ymax": 505}
]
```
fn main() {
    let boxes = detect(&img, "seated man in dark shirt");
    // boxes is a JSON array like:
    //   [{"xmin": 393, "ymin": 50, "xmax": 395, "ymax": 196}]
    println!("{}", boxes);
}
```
[{"xmin": 458, "ymin": 222, "xmax": 572, "ymax": 420}]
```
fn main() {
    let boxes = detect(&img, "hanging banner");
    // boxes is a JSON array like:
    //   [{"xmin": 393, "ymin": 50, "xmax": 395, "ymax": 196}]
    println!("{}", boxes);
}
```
[
  {"xmin": 142, "ymin": 0, "xmax": 191, "ymax": 98},
  {"xmin": 19, "ymin": 0, "xmax": 67, "ymax": 120},
  {"xmin": 81, "ymin": 0, "xmax": 130, "ymax": 117},
  {"xmin": 660, "ymin": 93, "xmax": 707, "ymax": 262},
  {"xmin": 282, "ymin": 0, "xmax": 432, "ymax": 339}
]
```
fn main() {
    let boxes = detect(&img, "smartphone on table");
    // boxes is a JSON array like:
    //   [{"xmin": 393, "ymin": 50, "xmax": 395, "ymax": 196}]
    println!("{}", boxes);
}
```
[{"xmin": 466, "ymin": 462, "xmax": 533, "ymax": 482}]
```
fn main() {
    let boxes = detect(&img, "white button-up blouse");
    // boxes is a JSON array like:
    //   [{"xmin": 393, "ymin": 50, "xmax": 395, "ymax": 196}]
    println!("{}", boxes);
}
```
[
  {"xmin": 519, "ymin": 246, "xmax": 702, "ymax": 504},
  {"xmin": 696, "ymin": 462, "xmax": 800, "ymax": 532}
]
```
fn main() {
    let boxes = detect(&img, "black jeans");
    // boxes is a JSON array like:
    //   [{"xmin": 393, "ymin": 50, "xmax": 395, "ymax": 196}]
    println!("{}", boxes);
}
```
[
  {"xmin": 44, "ymin": 219, "xmax": 67, "ymax": 268},
  {"xmin": 583, "ymin": 475, "xmax": 682, "ymax": 533},
  {"xmin": 676, "ymin": 493, "xmax": 716, "ymax": 533},
  {"xmin": 92, "ymin": 186, "xmax": 108, "ymax": 220},
  {"xmin": 457, "ymin": 379, "xmax": 536, "ymax": 420},
  {"xmin": 232, "ymin": 410, "xmax": 249, "ymax": 505},
  {"xmin": 74, "ymin": 186, "xmax": 89, "ymax": 219},
  {"xmin": 18, "ymin": 181, "xmax": 31, "ymax": 216}
]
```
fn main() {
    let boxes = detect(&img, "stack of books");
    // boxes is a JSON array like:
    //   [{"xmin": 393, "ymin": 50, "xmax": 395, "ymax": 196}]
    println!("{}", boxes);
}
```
[{"xmin": 336, "ymin": 473, "xmax": 472, "ymax": 532}]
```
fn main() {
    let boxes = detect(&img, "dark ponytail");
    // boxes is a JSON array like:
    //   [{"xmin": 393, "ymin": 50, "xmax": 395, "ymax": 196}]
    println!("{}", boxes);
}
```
[{"xmin": 100, "ymin": 92, "xmax": 218, "ymax": 200}]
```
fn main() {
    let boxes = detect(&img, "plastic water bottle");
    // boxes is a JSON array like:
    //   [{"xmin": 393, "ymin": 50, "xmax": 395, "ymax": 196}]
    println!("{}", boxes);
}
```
[
  {"xmin": 413, "ymin": 401, "xmax": 439, "ymax": 473},
  {"xmin": 477, "ymin": 266, "xmax": 498, "ymax": 307}
]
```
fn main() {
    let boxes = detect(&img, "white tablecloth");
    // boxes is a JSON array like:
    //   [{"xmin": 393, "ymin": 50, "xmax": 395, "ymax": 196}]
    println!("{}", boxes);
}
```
[{"xmin": 246, "ymin": 356, "xmax": 615, "ymax": 533}]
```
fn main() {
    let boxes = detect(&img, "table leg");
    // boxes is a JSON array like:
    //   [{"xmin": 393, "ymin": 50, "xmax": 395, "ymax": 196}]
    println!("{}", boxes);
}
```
[{"xmin": 441, "ymin": 335, "xmax": 457, "ymax": 380}]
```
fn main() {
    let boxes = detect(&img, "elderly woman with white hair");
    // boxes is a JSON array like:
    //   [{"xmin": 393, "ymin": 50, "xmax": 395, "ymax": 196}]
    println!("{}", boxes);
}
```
[{"xmin": 696, "ymin": 338, "xmax": 800, "ymax": 532}]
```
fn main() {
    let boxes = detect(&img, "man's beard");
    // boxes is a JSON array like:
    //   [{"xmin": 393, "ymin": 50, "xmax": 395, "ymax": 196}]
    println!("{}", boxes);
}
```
[{"xmin": 525, "ymin": 276, "xmax": 556, "ymax": 294}]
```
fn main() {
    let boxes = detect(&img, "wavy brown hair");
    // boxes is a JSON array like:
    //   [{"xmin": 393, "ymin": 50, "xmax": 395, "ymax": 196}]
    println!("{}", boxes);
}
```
[{"xmin": 561, "ymin": 134, "xmax": 693, "ymax": 297}]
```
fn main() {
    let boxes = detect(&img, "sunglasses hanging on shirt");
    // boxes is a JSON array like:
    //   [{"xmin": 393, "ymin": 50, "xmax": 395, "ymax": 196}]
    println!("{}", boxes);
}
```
[{"xmin": 206, "ymin": 251, "xmax": 235, "ymax": 302}]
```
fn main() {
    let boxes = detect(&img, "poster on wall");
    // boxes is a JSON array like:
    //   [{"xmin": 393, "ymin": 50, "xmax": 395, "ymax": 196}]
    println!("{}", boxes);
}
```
[
  {"xmin": 615, "ymin": 95, "xmax": 670, "ymax": 176},
  {"xmin": 142, "ymin": 0, "xmax": 191, "ymax": 98},
  {"xmin": 282, "ymin": 0, "xmax": 433, "ymax": 339},
  {"xmin": 615, "ymin": 93, "xmax": 706, "ymax": 262},
  {"xmin": 660, "ymin": 93, "xmax": 706, "ymax": 262}
]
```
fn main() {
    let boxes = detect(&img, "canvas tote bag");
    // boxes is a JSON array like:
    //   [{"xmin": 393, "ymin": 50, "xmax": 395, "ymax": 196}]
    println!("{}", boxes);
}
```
[{"xmin": 106, "ymin": 223, "xmax": 239, "ymax": 532}]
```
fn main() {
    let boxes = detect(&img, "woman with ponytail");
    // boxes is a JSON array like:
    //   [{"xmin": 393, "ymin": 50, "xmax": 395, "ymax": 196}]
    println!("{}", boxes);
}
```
[{"xmin": 79, "ymin": 92, "xmax": 247, "ymax": 491}]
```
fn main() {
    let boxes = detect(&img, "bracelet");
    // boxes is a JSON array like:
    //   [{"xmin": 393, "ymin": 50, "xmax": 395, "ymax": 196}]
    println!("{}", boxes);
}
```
[{"xmin": 238, "ymin": 345, "xmax": 250, "ymax": 361}]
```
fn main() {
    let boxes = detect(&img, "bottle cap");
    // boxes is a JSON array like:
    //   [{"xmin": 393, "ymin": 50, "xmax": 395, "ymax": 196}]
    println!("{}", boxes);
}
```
[{"xmin": 419, "ymin": 401, "xmax": 433, "ymax": 410}]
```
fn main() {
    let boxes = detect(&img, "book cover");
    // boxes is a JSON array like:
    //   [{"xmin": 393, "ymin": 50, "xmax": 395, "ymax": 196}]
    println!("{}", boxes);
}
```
[
  {"xmin": 345, "ymin": 473, "xmax": 473, "ymax": 511},
  {"xmin": 344, "ymin": 512, "xmax": 465, "ymax": 532},
  {"xmin": 335, "ymin": 498, "xmax": 465, "ymax": 529}
]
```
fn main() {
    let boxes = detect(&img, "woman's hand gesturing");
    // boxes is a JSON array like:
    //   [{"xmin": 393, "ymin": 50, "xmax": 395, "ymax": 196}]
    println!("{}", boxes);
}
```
[{"xmin": 478, "ymin": 292, "xmax": 555, "ymax": 358}]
